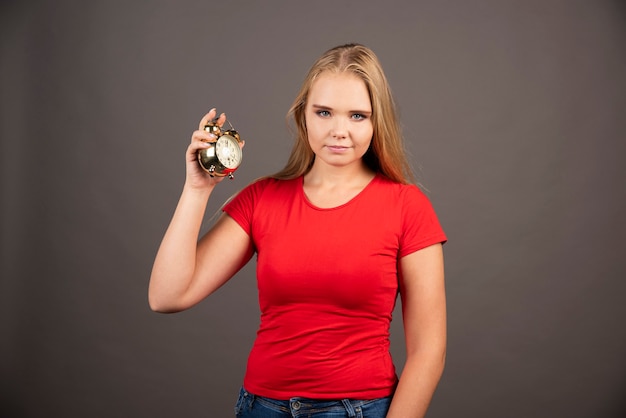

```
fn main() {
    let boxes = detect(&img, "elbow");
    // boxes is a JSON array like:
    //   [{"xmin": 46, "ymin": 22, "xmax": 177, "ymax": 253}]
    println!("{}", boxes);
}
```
[
  {"xmin": 148, "ymin": 272, "xmax": 187, "ymax": 313},
  {"xmin": 436, "ymin": 347, "xmax": 447, "ymax": 378},
  {"xmin": 434, "ymin": 345, "xmax": 447, "ymax": 372},
  {"xmin": 440, "ymin": 349, "xmax": 447, "ymax": 374},
  {"xmin": 148, "ymin": 288, "xmax": 184, "ymax": 314},
  {"xmin": 148, "ymin": 299, "xmax": 169, "ymax": 314},
  {"xmin": 419, "ymin": 348, "xmax": 446, "ymax": 373},
  {"xmin": 406, "ymin": 345, "xmax": 446, "ymax": 377},
  {"xmin": 148, "ymin": 295, "xmax": 172, "ymax": 313},
  {"xmin": 148, "ymin": 271, "xmax": 210, "ymax": 313},
  {"xmin": 148, "ymin": 297, "xmax": 183, "ymax": 314}
]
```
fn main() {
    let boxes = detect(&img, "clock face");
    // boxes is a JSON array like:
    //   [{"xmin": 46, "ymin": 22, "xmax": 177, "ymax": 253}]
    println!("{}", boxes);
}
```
[{"xmin": 215, "ymin": 135, "xmax": 242, "ymax": 169}]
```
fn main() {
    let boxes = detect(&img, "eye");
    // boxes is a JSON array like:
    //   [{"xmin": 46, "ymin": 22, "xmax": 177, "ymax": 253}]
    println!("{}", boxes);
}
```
[
  {"xmin": 316, "ymin": 110, "xmax": 331, "ymax": 117},
  {"xmin": 351, "ymin": 113, "xmax": 367, "ymax": 120}
]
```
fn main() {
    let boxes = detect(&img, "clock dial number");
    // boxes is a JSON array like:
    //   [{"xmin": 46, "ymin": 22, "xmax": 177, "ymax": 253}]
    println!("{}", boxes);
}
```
[{"xmin": 216, "ymin": 135, "xmax": 242, "ymax": 169}]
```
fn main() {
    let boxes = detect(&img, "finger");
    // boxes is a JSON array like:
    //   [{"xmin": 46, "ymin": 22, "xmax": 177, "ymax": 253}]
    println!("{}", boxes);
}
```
[
  {"xmin": 189, "ymin": 137, "xmax": 214, "ymax": 152},
  {"xmin": 198, "ymin": 108, "xmax": 218, "ymax": 130},
  {"xmin": 186, "ymin": 140, "xmax": 213, "ymax": 162},
  {"xmin": 191, "ymin": 129, "xmax": 217, "ymax": 144}
]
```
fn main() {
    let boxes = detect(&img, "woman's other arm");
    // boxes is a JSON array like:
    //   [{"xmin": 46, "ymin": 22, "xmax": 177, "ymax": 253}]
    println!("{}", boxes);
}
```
[{"xmin": 386, "ymin": 243, "xmax": 446, "ymax": 418}]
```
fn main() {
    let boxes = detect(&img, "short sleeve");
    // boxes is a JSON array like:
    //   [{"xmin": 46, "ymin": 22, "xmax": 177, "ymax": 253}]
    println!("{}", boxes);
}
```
[
  {"xmin": 399, "ymin": 186, "xmax": 447, "ymax": 257},
  {"xmin": 222, "ymin": 179, "xmax": 267, "ymax": 236}
]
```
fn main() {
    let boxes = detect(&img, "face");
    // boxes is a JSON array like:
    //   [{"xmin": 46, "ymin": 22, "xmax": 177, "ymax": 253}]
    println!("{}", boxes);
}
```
[{"xmin": 304, "ymin": 72, "xmax": 374, "ymax": 171}]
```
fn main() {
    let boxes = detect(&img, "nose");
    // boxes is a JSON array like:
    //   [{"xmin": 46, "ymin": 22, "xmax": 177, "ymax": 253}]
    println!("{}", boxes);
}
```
[{"xmin": 330, "ymin": 117, "xmax": 348, "ymax": 139}]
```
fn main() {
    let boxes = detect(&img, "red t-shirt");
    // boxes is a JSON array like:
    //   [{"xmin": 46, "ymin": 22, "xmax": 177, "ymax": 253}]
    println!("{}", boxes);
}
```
[{"xmin": 223, "ymin": 174, "xmax": 447, "ymax": 400}]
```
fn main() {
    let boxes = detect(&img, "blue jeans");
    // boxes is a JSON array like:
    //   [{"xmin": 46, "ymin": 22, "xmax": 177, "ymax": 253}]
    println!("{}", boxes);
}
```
[{"xmin": 234, "ymin": 387, "xmax": 392, "ymax": 417}]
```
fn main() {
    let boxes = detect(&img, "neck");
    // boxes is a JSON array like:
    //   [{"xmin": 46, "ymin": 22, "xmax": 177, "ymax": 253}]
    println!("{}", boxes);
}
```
[{"xmin": 304, "ymin": 160, "xmax": 375, "ymax": 187}]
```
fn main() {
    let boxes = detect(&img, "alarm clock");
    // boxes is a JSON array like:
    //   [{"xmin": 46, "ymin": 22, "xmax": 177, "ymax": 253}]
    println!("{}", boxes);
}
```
[{"xmin": 197, "ymin": 120, "xmax": 243, "ymax": 179}]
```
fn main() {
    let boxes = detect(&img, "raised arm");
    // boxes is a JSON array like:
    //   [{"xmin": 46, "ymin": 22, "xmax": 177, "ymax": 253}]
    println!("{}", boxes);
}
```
[
  {"xmin": 387, "ymin": 243, "xmax": 446, "ymax": 418},
  {"xmin": 148, "ymin": 109, "xmax": 253, "ymax": 313}
]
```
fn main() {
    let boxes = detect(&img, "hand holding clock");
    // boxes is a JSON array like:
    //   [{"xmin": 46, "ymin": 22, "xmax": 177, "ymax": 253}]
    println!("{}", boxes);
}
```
[{"xmin": 185, "ymin": 108, "xmax": 245, "ymax": 190}]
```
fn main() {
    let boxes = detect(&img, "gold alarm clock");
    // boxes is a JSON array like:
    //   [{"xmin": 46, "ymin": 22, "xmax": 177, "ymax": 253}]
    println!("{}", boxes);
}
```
[{"xmin": 197, "ymin": 119, "xmax": 243, "ymax": 179}]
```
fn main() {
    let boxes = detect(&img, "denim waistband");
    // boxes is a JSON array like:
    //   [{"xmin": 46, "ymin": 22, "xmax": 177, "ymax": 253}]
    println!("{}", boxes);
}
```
[{"xmin": 234, "ymin": 387, "xmax": 392, "ymax": 417}]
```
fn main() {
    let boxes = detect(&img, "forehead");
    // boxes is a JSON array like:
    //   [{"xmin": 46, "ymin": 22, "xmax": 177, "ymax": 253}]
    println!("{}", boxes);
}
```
[{"xmin": 308, "ymin": 72, "xmax": 371, "ymax": 109}]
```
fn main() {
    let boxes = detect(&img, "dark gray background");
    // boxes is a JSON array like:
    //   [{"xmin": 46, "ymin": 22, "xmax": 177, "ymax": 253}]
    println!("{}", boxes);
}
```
[{"xmin": 1, "ymin": 1, "xmax": 625, "ymax": 417}]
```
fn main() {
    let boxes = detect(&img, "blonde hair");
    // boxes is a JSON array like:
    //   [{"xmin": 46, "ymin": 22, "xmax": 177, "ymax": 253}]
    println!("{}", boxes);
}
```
[{"xmin": 271, "ymin": 43, "xmax": 414, "ymax": 184}]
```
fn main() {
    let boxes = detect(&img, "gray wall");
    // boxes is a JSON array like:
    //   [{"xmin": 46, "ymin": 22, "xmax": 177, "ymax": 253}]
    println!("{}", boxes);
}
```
[{"xmin": 1, "ymin": 1, "xmax": 625, "ymax": 417}]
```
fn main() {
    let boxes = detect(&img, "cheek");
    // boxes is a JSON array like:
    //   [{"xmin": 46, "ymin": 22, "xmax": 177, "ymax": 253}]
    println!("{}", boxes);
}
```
[
  {"xmin": 305, "ymin": 119, "xmax": 324, "ymax": 140},
  {"xmin": 359, "ymin": 124, "xmax": 374, "ymax": 145},
  {"xmin": 304, "ymin": 114, "xmax": 317, "ymax": 135}
]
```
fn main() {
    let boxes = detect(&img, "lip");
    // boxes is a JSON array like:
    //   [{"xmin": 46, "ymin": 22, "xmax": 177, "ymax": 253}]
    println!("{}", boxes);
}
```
[{"xmin": 326, "ymin": 145, "xmax": 350, "ymax": 152}]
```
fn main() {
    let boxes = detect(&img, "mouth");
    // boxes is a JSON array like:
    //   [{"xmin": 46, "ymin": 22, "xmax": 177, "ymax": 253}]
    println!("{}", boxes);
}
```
[{"xmin": 326, "ymin": 145, "xmax": 350, "ymax": 152}]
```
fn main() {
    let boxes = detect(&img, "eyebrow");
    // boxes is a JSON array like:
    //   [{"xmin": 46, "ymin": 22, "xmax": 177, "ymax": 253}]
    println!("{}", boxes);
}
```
[{"xmin": 311, "ymin": 104, "xmax": 372, "ymax": 115}]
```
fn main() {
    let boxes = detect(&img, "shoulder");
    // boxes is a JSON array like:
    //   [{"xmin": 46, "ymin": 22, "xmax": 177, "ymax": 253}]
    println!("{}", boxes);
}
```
[
  {"xmin": 371, "ymin": 175, "xmax": 429, "ymax": 203},
  {"xmin": 370, "ymin": 176, "xmax": 442, "ymax": 225},
  {"xmin": 224, "ymin": 177, "xmax": 298, "ymax": 229},
  {"xmin": 246, "ymin": 176, "xmax": 298, "ymax": 195},
  {"xmin": 229, "ymin": 176, "xmax": 299, "ymax": 204}
]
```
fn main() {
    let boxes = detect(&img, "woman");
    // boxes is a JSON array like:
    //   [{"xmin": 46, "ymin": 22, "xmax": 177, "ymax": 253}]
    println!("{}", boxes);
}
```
[{"xmin": 149, "ymin": 44, "xmax": 447, "ymax": 418}]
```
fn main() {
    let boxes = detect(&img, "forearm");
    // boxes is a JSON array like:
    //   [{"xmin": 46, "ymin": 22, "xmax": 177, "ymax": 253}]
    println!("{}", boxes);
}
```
[
  {"xmin": 386, "ymin": 349, "xmax": 446, "ymax": 418},
  {"xmin": 148, "ymin": 184, "xmax": 214, "ymax": 312}
]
